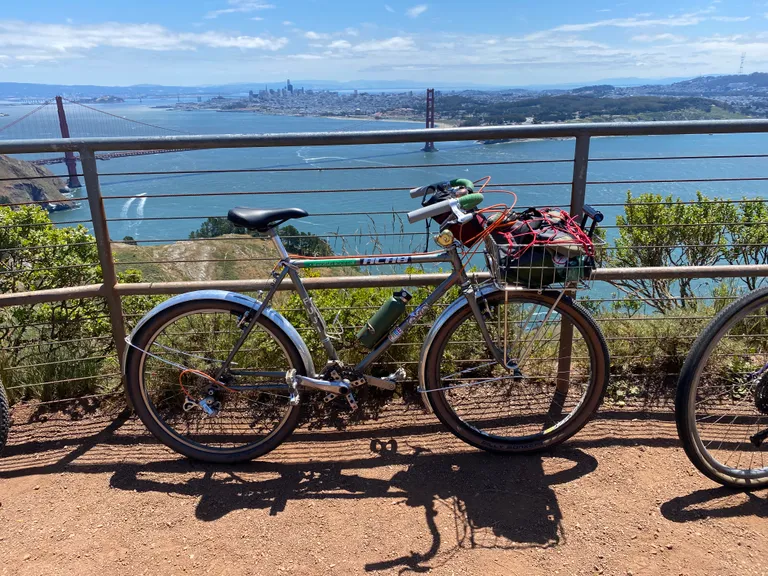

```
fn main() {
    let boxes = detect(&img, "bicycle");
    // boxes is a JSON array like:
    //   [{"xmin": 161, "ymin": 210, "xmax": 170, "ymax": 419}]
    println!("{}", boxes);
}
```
[
  {"xmin": 676, "ymin": 286, "xmax": 768, "ymax": 489},
  {"xmin": 124, "ymin": 183, "xmax": 609, "ymax": 463},
  {"xmin": 0, "ymin": 379, "xmax": 9, "ymax": 454}
]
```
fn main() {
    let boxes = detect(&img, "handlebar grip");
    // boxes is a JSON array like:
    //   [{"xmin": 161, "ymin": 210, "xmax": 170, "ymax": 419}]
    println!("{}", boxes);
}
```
[
  {"xmin": 407, "ymin": 200, "xmax": 453, "ymax": 224},
  {"xmin": 582, "ymin": 204, "xmax": 604, "ymax": 223},
  {"xmin": 410, "ymin": 185, "xmax": 433, "ymax": 199}
]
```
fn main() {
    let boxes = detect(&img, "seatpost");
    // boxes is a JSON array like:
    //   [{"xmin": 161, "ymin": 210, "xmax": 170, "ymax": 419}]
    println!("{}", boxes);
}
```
[{"xmin": 268, "ymin": 228, "xmax": 290, "ymax": 260}]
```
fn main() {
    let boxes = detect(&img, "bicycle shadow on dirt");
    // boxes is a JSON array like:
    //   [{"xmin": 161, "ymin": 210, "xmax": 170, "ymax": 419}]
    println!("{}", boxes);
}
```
[
  {"xmin": 108, "ymin": 439, "xmax": 597, "ymax": 573},
  {"xmin": 660, "ymin": 486, "xmax": 768, "ymax": 523}
]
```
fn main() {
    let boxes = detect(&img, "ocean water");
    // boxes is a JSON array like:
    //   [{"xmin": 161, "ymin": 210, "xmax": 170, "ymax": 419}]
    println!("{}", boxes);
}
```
[{"xmin": 1, "ymin": 101, "xmax": 767, "ymax": 259}]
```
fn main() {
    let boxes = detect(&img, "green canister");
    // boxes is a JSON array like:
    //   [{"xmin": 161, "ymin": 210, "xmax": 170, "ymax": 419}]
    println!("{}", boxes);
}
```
[{"xmin": 356, "ymin": 289, "xmax": 412, "ymax": 348}]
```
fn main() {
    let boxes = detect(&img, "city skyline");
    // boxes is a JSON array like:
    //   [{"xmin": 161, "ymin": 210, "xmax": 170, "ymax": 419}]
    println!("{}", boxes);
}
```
[{"xmin": 0, "ymin": 0, "xmax": 766, "ymax": 86}]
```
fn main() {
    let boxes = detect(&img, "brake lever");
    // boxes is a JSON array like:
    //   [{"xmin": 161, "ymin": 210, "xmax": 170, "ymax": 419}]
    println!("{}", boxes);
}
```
[{"xmin": 449, "ymin": 197, "xmax": 474, "ymax": 224}]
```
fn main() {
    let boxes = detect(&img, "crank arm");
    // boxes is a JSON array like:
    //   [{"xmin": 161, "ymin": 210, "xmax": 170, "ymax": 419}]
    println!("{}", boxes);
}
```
[{"xmin": 286, "ymin": 370, "xmax": 350, "ymax": 395}]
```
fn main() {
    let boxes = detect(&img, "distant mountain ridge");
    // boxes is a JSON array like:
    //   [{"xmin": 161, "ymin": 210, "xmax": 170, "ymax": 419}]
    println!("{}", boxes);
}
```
[{"xmin": 0, "ymin": 76, "xmax": 698, "ymax": 99}]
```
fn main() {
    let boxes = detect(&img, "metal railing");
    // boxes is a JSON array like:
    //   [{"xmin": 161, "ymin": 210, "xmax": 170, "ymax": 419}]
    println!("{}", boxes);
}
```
[{"xmin": 2, "ymin": 119, "xmax": 768, "ymax": 405}]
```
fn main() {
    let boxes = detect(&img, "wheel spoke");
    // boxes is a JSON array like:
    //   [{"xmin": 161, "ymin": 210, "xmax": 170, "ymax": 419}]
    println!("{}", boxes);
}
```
[{"xmin": 135, "ymin": 304, "xmax": 298, "ymax": 457}]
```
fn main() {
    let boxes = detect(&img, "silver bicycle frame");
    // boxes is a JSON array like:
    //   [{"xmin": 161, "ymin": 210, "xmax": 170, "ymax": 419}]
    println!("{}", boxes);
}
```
[{"xmin": 217, "ymin": 228, "xmax": 507, "ymax": 377}]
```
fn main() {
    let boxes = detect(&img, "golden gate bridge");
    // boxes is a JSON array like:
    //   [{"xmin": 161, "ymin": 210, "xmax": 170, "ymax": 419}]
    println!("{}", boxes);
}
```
[
  {"xmin": 0, "ymin": 90, "xmax": 440, "ymax": 189},
  {"xmin": 0, "ymin": 97, "xmax": 189, "ymax": 188}
]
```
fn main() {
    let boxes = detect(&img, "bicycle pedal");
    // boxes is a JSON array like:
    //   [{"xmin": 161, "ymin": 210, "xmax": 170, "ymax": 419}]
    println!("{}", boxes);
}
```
[{"xmin": 346, "ymin": 392, "xmax": 359, "ymax": 412}]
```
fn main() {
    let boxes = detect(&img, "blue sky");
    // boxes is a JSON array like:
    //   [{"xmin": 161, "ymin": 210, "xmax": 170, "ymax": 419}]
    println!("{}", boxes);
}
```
[{"xmin": 0, "ymin": 0, "xmax": 766, "ymax": 86}]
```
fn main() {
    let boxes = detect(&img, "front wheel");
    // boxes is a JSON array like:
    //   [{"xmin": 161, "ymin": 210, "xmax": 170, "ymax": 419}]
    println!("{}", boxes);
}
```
[
  {"xmin": 422, "ymin": 290, "xmax": 609, "ymax": 453},
  {"xmin": 125, "ymin": 299, "xmax": 307, "ymax": 463}
]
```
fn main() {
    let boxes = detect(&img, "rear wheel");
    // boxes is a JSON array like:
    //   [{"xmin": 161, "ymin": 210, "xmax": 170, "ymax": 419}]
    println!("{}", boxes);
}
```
[
  {"xmin": 423, "ymin": 290, "xmax": 608, "ymax": 453},
  {"xmin": 125, "ymin": 299, "xmax": 306, "ymax": 463},
  {"xmin": 676, "ymin": 287, "xmax": 768, "ymax": 489}
]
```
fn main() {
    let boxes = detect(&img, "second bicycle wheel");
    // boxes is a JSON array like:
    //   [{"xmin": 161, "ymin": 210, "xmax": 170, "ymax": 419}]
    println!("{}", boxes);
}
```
[
  {"xmin": 676, "ymin": 286, "xmax": 768, "ymax": 489},
  {"xmin": 422, "ymin": 290, "xmax": 608, "ymax": 453},
  {"xmin": 125, "ymin": 298, "xmax": 307, "ymax": 463}
]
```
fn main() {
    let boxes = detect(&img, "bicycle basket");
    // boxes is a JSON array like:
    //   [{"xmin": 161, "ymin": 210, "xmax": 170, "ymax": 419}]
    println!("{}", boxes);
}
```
[{"xmin": 484, "ymin": 227, "xmax": 604, "ymax": 290}]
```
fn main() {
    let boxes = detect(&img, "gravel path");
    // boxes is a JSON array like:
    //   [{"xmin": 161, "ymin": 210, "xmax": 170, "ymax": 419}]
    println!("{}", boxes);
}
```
[{"xmin": 0, "ymin": 403, "xmax": 766, "ymax": 576}]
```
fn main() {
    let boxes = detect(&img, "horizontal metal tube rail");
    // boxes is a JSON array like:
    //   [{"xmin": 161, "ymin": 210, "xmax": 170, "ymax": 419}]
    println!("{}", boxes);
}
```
[
  {"xmin": 2, "ymin": 119, "xmax": 768, "ymax": 154},
  {"xmin": 3, "ymin": 264, "xmax": 768, "ymax": 306}
]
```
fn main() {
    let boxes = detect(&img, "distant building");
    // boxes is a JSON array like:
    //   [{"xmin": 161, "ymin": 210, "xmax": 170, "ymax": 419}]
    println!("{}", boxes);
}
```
[{"xmin": 287, "ymin": 79, "xmax": 294, "ymax": 94}]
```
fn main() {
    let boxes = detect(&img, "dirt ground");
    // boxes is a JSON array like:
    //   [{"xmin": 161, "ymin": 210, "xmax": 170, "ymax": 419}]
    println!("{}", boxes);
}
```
[{"xmin": 0, "ymin": 401, "xmax": 766, "ymax": 576}]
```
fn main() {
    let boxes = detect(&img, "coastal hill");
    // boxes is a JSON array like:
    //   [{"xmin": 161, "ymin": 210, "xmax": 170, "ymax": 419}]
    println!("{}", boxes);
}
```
[{"xmin": 0, "ymin": 154, "xmax": 75, "ymax": 209}]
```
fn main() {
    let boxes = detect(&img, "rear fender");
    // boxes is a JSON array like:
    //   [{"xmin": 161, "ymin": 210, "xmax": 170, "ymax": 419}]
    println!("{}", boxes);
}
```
[{"xmin": 123, "ymin": 290, "xmax": 315, "ymax": 376}]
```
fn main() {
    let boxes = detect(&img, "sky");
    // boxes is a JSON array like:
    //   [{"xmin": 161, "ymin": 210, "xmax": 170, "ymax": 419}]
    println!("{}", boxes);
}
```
[{"xmin": 0, "ymin": 0, "xmax": 767, "ymax": 87}]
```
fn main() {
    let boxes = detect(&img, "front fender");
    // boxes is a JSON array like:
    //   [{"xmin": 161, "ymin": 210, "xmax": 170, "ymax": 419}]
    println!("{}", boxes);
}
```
[
  {"xmin": 417, "ymin": 284, "xmax": 503, "ymax": 412},
  {"xmin": 124, "ymin": 290, "xmax": 315, "ymax": 377}
]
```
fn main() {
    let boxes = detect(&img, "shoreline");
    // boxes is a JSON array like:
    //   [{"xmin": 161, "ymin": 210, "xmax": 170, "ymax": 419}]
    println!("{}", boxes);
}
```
[{"xmin": 164, "ymin": 104, "xmax": 460, "ymax": 127}]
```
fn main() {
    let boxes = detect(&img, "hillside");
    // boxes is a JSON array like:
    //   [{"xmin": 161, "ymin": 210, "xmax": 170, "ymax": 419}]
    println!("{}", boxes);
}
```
[
  {"xmin": 0, "ymin": 154, "xmax": 75, "ymax": 209},
  {"xmin": 112, "ymin": 234, "xmax": 354, "ymax": 283}
]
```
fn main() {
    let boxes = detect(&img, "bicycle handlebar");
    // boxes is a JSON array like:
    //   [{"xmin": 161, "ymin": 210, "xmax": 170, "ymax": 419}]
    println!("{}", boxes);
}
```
[
  {"xmin": 407, "ymin": 199, "xmax": 454, "ymax": 223},
  {"xmin": 407, "ymin": 193, "xmax": 484, "ymax": 224}
]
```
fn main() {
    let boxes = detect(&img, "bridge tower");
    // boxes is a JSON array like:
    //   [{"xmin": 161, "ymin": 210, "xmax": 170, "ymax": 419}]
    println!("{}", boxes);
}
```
[
  {"xmin": 422, "ymin": 88, "xmax": 437, "ymax": 152},
  {"xmin": 54, "ymin": 96, "xmax": 82, "ymax": 188}
]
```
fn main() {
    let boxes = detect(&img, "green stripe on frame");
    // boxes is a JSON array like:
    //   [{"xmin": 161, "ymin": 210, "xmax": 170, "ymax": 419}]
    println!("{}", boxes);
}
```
[{"xmin": 301, "ymin": 258, "xmax": 360, "ymax": 268}]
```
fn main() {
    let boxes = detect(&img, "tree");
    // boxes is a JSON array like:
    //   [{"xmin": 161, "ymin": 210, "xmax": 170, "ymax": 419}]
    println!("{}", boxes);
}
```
[
  {"xmin": 189, "ymin": 217, "xmax": 246, "ymax": 238},
  {"xmin": 723, "ymin": 199, "xmax": 768, "ymax": 291},
  {"xmin": 608, "ymin": 191, "xmax": 737, "ymax": 311},
  {"xmin": 280, "ymin": 224, "xmax": 333, "ymax": 256},
  {"xmin": 189, "ymin": 219, "xmax": 333, "ymax": 256},
  {"xmin": 0, "ymin": 205, "xmax": 154, "ymax": 401}
]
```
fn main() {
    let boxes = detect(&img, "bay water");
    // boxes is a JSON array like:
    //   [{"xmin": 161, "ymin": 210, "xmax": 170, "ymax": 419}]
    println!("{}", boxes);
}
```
[{"xmin": 2, "ymin": 101, "xmax": 767, "ymax": 264}]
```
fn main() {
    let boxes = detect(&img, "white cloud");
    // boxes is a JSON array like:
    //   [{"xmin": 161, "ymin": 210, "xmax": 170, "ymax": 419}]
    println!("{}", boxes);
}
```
[
  {"xmin": 711, "ymin": 16, "xmax": 750, "ymax": 22},
  {"xmin": 283, "ymin": 20, "xmax": 294, "ymax": 25},
  {"xmin": 345, "ymin": 27, "xmax": 359, "ymax": 37},
  {"xmin": 251, "ymin": 17, "xmax": 264, "ymax": 21},
  {"xmin": 406, "ymin": 5, "xmax": 428, "ymax": 18},
  {"xmin": 328, "ymin": 40, "xmax": 352, "ymax": 50},
  {"xmin": 631, "ymin": 33, "xmax": 686, "ymax": 43},
  {"xmin": 205, "ymin": 0, "xmax": 275, "ymax": 19},
  {"xmin": 554, "ymin": 15, "xmax": 702, "ymax": 32},
  {"xmin": 305, "ymin": 31, "xmax": 330, "ymax": 40},
  {"xmin": 353, "ymin": 36, "xmax": 415, "ymax": 51},
  {"xmin": 0, "ymin": 21, "xmax": 288, "ymax": 55},
  {"xmin": 384, "ymin": 4, "xmax": 395, "ymax": 12}
]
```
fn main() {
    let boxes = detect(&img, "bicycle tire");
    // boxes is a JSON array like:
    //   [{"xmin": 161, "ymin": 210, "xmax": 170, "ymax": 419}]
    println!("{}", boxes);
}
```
[
  {"xmin": 0, "ymin": 380, "xmax": 9, "ymax": 455},
  {"xmin": 125, "ymin": 298, "xmax": 307, "ymax": 463},
  {"xmin": 676, "ymin": 286, "xmax": 768, "ymax": 489},
  {"xmin": 423, "ymin": 290, "xmax": 609, "ymax": 453}
]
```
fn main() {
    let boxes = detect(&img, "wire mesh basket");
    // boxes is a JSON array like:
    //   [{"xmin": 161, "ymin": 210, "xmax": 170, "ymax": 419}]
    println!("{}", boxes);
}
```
[{"xmin": 484, "ymin": 234, "xmax": 605, "ymax": 290}]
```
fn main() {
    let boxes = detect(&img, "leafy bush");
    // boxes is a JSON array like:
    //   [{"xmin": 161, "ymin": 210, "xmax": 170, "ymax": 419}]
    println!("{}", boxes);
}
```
[
  {"xmin": 607, "ymin": 191, "xmax": 764, "ymax": 312},
  {"xmin": 0, "ymin": 205, "xmax": 156, "ymax": 403}
]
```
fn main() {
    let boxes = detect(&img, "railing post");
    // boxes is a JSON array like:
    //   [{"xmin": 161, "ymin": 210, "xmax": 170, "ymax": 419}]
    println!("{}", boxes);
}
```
[
  {"xmin": 80, "ymin": 147, "xmax": 127, "ymax": 368},
  {"xmin": 551, "ymin": 134, "xmax": 591, "ymax": 422}
]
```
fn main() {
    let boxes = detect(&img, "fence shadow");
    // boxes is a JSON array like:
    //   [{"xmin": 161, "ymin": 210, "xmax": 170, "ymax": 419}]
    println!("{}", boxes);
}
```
[
  {"xmin": 106, "ymin": 438, "xmax": 598, "ymax": 572},
  {"xmin": 660, "ymin": 486, "xmax": 768, "ymax": 523}
]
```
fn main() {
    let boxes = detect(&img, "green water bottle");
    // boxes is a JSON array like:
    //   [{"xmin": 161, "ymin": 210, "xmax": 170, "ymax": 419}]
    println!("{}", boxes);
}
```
[{"xmin": 356, "ymin": 289, "xmax": 412, "ymax": 349}]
